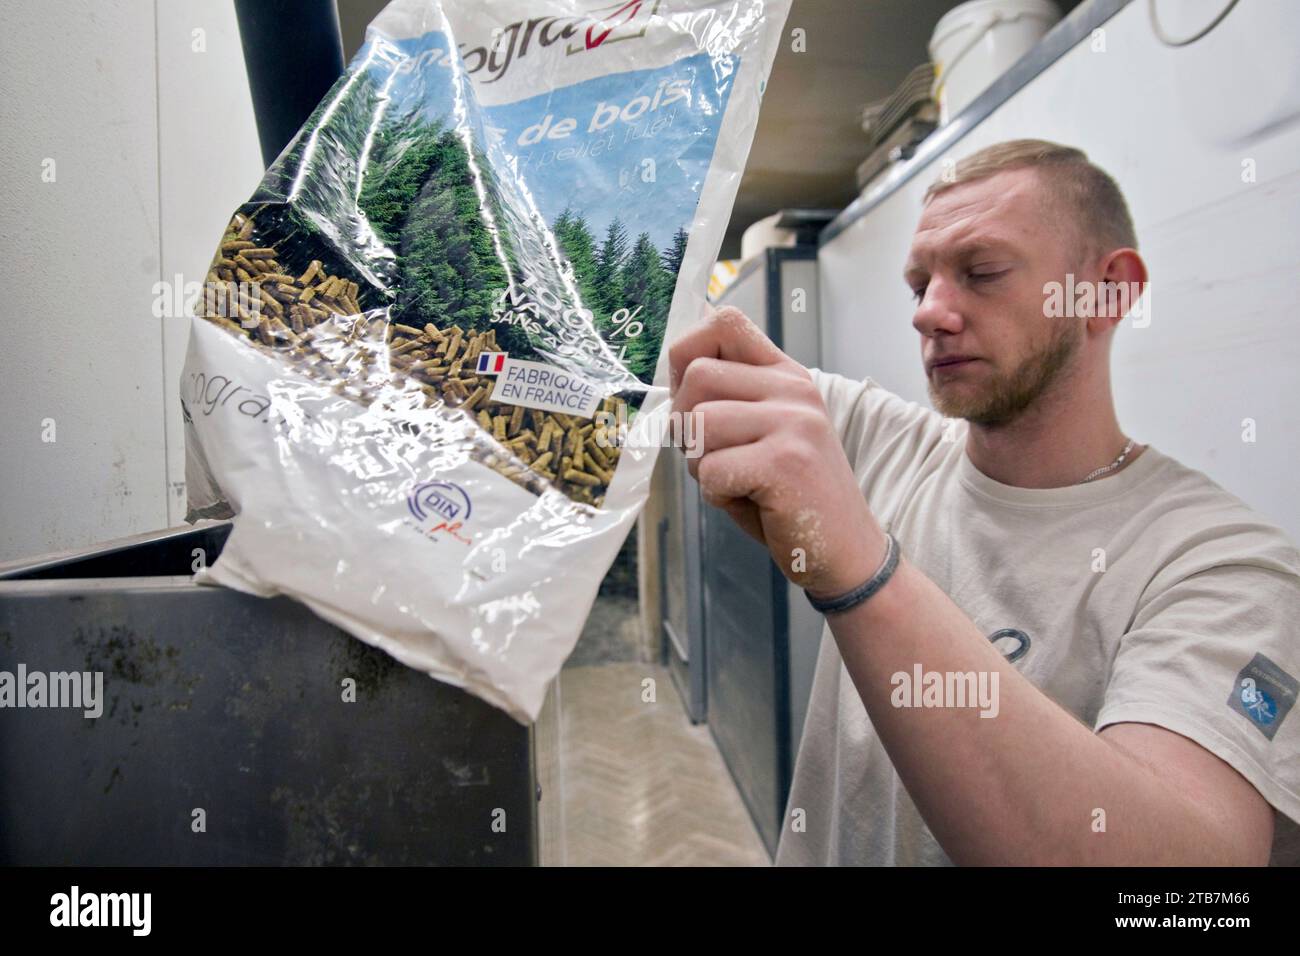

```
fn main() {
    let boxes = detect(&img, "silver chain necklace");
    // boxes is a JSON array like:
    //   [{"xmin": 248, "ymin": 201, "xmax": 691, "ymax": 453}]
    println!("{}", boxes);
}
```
[{"xmin": 1079, "ymin": 437, "xmax": 1136, "ymax": 484}]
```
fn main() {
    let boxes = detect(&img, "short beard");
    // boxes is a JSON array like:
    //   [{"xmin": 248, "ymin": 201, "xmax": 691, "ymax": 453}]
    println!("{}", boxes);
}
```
[{"xmin": 929, "ymin": 318, "xmax": 1082, "ymax": 427}]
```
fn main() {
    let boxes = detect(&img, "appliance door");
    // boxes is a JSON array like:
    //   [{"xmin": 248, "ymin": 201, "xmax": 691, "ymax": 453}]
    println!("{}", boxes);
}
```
[
  {"xmin": 703, "ymin": 248, "xmax": 821, "ymax": 855},
  {"xmin": 660, "ymin": 448, "xmax": 707, "ymax": 723}
]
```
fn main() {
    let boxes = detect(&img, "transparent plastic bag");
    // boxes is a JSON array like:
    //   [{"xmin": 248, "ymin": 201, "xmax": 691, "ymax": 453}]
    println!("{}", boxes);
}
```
[{"xmin": 181, "ymin": 0, "xmax": 789, "ymax": 721}]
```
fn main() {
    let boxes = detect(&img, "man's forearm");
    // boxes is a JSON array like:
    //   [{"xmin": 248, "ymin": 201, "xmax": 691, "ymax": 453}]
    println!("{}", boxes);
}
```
[{"xmin": 824, "ymin": 551, "xmax": 1257, "ymax": 865}]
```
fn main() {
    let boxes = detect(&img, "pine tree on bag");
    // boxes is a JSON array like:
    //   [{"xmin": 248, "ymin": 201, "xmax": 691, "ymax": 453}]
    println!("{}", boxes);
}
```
[{"xmin": 181, "ymin": 0, "xmax": 789, "ymax": 722}]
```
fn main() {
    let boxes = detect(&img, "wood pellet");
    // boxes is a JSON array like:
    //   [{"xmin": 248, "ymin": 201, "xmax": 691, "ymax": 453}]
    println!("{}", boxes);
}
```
[{"xmin": 199, "ymin": 211, "xmax": 625, "ymax": 508}]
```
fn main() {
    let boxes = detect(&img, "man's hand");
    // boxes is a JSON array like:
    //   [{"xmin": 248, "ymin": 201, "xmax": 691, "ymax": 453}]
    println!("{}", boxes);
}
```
[{"xmin": 668, "ymin": 306, "xmax": 887, "ymax": 597}]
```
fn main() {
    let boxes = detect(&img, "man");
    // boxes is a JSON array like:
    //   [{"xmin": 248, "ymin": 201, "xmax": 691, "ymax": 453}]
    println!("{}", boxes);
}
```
[{"xmin": 668, "ymin": 139, "xmax": 1299, "ymax": 865}]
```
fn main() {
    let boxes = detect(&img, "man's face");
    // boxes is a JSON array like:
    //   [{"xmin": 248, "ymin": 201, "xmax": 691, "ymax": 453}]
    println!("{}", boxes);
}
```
[{"xmin": 903, "ymin": 169, "xmax": 1085, "ymax": 426}]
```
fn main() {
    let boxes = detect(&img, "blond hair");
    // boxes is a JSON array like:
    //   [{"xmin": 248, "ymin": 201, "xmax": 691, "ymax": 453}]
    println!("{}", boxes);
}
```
[{"xmin": 924, "ymin": 139, "xmax": 1138, "ymax": 262}]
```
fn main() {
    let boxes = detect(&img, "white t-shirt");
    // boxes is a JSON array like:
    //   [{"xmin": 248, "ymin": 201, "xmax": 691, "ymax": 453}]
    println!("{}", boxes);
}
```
[{"xmin": 773, "ymin": 369, "xmax": 1300, "ymax": 866}]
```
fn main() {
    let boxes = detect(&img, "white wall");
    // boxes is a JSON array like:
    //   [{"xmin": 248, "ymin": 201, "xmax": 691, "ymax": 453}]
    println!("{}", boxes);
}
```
[
  {"xmin": 0, "ymin": 0, "xmax": 264, "ymax": 562},
  {"xmin": 819, "ymin": 0, "xmax": 1300, "ymax": 541}
]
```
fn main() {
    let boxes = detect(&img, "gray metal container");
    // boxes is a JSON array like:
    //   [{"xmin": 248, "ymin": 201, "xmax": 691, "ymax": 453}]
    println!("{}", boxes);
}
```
[{"xmin": 0, "ymin": 522, "xmax": 545, "ymax": 865}]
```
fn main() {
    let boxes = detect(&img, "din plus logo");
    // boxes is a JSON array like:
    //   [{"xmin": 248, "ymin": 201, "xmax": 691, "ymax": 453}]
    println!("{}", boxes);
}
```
[{"xmin": 407, "ymin": 481, "xmax": 473, "ymax": 545}]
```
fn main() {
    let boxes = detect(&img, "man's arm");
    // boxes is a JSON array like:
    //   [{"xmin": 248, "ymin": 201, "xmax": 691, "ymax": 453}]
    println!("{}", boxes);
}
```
[
  {"xmin": 669, "ymin": 306, "xmax": 1275, "ymax": 866},
  {"xmin": 825, "ymin": 554, "xmax": 1274, "ymax": 865}
]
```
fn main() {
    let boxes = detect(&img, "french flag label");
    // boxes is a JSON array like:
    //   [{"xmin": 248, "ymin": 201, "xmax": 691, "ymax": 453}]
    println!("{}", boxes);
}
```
[{"xmin": 476, "ymin": 351, "xmax": 507, "ymax": 374}]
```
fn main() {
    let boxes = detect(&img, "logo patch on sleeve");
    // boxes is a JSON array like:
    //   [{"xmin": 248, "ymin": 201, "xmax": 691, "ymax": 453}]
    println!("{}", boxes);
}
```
[{"xmin": 1227, "ymin": 653, "xmax": 1297, "ymax": 740}]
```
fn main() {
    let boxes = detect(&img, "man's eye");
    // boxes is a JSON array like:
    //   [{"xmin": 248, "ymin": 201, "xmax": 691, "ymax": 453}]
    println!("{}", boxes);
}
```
[
  {"xmin": 910, "ymin": 285, "xmax": 927, "ymax": 303},
  {"xmin": 969, "ymin": 269, "xmax": 1007, "ymax": 284}
]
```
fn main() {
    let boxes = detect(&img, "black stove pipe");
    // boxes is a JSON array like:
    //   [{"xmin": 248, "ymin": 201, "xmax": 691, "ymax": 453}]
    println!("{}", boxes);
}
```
[{"xmin": 234, "ymin": 0, "xmax": 347, "ymax": 169}]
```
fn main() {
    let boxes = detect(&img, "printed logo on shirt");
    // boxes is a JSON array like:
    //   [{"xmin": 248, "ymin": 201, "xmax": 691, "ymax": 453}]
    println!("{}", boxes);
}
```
[
  {"xmin": 1227, "ymin": 653, "xmax": 1297, "ymax": 741},
  {"xmin": 987, "ymin": 627, "xmax": 1030, "ymax": 663}
]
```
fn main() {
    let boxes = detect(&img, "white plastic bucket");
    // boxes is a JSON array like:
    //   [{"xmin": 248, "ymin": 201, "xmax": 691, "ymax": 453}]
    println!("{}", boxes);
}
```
[
  {"xmin": 740, "ymin": 211, "xmax": 798, "ymax": 261},
  {"xmin": 929, "ymin": 0, "xmax": 1061, "ymax": 123}
]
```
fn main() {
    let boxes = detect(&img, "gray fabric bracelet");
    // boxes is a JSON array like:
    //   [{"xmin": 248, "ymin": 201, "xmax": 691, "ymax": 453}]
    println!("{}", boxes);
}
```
[{"xmin": 804, "ymin": 533, "xmax": 901, "ymax": 615}]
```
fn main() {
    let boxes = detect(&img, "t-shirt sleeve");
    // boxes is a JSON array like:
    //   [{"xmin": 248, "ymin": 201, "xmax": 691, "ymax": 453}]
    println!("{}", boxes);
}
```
[
  {"xmin": 806, "ymin": 367, "xmax": 948, "ymax": 477},
  {"xmin": 1094, "ymin": 514, "xmax": 1300, "ymax": 845}
]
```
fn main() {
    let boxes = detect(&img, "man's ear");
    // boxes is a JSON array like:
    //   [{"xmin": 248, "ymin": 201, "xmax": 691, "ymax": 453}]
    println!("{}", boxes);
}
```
[{"xmin": 1092, "ymin": 248, "xmax": 1148, "ymax": 328}]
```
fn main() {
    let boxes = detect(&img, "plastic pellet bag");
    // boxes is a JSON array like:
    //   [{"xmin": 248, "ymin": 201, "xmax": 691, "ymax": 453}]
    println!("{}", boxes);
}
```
[{"xmin": 181, "ymin": 0, "xmax": 789, "ymax": 722}]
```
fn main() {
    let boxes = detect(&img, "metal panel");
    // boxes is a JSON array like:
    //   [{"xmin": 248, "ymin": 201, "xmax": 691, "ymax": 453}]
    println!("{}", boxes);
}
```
[
  {"xmin": 660, "ymin": 443, "xmax": 707, "ymax": 723},
  {"xmin": 0, "ymin": 524, "xmax": 537, "ymax": 865},
  {"xmin": 777, "ymin": 255, "xmax": 825, "ymax": 771},
  {"xmin": 775, "ymin": 254, "xmax": 821, "ymax": 367},
  {"xmin": 703, "ymin": 247, "xmax": 820, "ymax": 855},
  {"xmin": 701, "ymin": 491, "xmax": 781, "ymax": 852}
]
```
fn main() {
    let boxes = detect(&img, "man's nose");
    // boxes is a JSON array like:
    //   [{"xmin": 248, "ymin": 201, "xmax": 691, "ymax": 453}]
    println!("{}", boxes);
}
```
[{"xmin": 912, "ymin": 276, "xmax": 964, "ymax": 337}]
